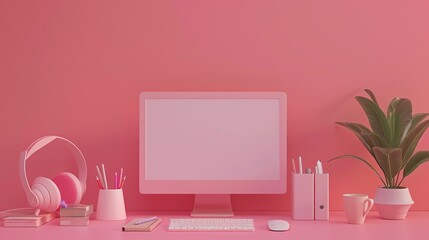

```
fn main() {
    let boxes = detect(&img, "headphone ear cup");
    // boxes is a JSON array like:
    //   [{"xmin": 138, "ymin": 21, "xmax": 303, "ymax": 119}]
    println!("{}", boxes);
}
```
[
  {"xmin": 31, "ymin": 177, "xmax": 61, "ymax": 212},
  {"xmin": 53, "ymin": 172, "xmax": 82, "ymax": 204}
]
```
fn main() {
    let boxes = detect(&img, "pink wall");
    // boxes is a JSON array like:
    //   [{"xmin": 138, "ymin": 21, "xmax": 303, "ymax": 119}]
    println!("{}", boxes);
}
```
[{"xmin": 1, "ymin": 1, "xmax": 429, "ymax": 211}]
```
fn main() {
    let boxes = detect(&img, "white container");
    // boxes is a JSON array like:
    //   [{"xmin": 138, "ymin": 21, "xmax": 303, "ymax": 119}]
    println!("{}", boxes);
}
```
[
  {"xmin": 374, "ymin": 187, "xmax": 414, "ymax": 220},
  {"xmin": 292, "ymin": 173, "xmax": 314, "ymax": 220},
  {"xmin": 96, "ymin": 189, "xmax": 126, "ymax": 220}
]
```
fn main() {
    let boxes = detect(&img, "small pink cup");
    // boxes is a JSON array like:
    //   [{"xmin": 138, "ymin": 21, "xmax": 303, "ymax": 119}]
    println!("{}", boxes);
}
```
[
  {"xmin": 96, "ymin": 189, "xmax": 126, "ymax": 220},
  {"xmin": 343, "ymin": 193, "xmax": 374, "ymax": 224}
]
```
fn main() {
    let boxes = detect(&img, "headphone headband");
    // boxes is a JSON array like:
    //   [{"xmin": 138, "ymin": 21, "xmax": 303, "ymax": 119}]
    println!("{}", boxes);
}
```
[{"xmin": 19, "ymin": 136, "xmax": 87, "ymax": 208}]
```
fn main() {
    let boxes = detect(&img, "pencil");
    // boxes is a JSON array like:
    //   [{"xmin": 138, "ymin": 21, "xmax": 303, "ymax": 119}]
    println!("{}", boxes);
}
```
[
  {"xmin": 96, "ymin": 176, "xmax": 103, "ymax": 189},
  {"xmin": 119, "ymin": 167, "xmax": 123, "ymax": 189},
  {"xmin": 115, "ymin": 172, "xmax": 118, "ymax": 189},
  {"xmin": 119, "ymin": 176, "xmax": 127, "ymax": 189},
  {"xmin": 292, "ymin": 158, "xmax": 297, "ymax": 173},
  {"xmin": 102, "ymin": 164, "xmax": 108, "ymax": 189},
  {"xmin": 96, "ymin": 165, "xmax": 105, "ymax": 189}
]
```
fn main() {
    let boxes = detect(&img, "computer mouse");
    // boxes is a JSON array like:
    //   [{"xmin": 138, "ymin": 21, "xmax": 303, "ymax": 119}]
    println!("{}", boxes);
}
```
[{"xmin": 268, "ymin": 220, "xmax": 290, "ymax": 231}]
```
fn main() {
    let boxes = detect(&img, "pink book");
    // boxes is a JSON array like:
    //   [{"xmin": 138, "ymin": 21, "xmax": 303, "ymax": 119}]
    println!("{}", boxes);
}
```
[
  {"xmin": 122, "ymin": 218, "xmax": 161, "ymax": 232},
  {"xmin": 60, "ymin": 204, "xmax": 93, "ymax": 217},
  {"xmin": 3, "ymin": 212, "xmax": 56, "ymax": 227},
  {"xmin": 60, "ymin": 216, "xmax": 90, "ymax": 226}
]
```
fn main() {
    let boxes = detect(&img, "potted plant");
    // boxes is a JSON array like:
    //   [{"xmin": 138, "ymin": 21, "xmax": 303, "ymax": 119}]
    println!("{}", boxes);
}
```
[{"xmin": 330, "ymin": 89, "xmax": 429, "ymax": 219}]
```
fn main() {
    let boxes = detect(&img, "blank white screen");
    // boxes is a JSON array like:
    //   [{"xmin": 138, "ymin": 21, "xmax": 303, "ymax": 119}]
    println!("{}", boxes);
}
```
[{"xmin": 145, "ymin": 99, "xmax": 280, "ymax": 180}]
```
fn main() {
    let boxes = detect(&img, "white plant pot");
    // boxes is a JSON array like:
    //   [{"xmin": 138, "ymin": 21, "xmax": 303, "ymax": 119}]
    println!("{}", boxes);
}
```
[{"xmin": 374, "ymin": 187, "xmax": 414, "ymax": 220}]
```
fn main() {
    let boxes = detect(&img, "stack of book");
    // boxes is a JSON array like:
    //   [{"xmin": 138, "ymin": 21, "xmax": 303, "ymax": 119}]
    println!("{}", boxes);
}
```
[
  {"xmin": 59, "ymin": 204, "xmax": 93, "ymax": 226},
  {"xmin": 3, "ymin": 211, "xmax": 56, "ymax": 227}
]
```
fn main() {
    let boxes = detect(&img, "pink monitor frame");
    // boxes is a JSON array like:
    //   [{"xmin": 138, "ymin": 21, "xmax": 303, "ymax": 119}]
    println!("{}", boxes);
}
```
[{"xmin": 139, "ymin": 92, "xmax": 287, "ymax": 216}]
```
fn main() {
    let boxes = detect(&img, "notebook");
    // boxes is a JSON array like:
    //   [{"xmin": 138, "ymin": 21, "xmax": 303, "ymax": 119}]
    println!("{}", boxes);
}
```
[
  {"xmin": 3, "ymin": 212, "xmax": 56, "ymax": 227},
  {"xmin": 122, "ymin": 218, "xmax": 161, "ymax": 232},
  {"xmin": 60, "ymin": 216, "xmax": 90, "ymax": 226}
]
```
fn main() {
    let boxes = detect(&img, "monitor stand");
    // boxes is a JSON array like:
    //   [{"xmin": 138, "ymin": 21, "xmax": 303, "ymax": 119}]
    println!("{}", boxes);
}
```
[{"xmin": 191, "ymin": 194, "xmax": 233, "ymax": 217}]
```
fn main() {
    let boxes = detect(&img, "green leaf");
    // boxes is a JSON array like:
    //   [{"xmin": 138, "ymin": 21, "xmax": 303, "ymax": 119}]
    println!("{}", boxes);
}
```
[
  {"xmin": 361, "ymin": 132, "xmax": 388, "ymax": 148},
  {"xmin": 400, "ymin": 120, "xmax": 429, "ymax": 163},
  {"xmin": 361, "ymin": 132, "xmax": 388, "ymax": 171},
  {"xmin": 364, "ymin": 89, "xmax": 378, "ymax": 105},
  {"xmin": 403, "ymin": 151, "xmax": 429, "ymax": 178},
  {"xmin": 328, "ymin": 154, "xmax": 387, "ymax": 187},
  {"xmin": 408, "ymin": 113, "xmax": 429, "ymax": 133},
  {"xmin": 356, "ymin": 96, "xmax": 392, "ymax": 145},
  {"xmin": 387, "ymin": 98, "xmax": 412, "ymax": 147},
  {"xmin": 373, "ymin": 147, "xmax": 402, "ymax": 186},
  {"xmin": 400, "ymin": 113, "xmax": 429, "ymax": 144},
  {"xmin": 335, "ymin": 122, "xmax": 376, "ymax": 157}
]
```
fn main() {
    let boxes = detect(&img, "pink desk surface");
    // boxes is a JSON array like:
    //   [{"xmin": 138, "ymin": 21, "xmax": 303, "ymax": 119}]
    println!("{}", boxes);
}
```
[{"xmin": 1, "ymin": 211, "xmax": 428, "ymax": 240}]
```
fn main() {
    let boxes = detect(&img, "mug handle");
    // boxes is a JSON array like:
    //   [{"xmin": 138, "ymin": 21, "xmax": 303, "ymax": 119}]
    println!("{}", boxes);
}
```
[{"xmin": 362, "ymin": 198, "xmax": 374, "ymax": 218}]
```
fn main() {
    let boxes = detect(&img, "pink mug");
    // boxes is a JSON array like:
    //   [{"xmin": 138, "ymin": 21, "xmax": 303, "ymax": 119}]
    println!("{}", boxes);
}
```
[{"xmin": 343, "ymin": 194, "xmax": 374, "ymax": 224}]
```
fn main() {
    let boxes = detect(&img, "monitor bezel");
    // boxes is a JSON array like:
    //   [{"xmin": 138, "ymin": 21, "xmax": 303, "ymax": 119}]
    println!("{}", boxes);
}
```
[{"xmin": 139, "ymin": 92, "xmax": 287, "ymax": 194}]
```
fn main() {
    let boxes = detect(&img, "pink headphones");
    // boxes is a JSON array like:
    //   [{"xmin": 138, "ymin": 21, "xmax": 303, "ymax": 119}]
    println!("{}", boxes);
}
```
[{"xmin": 19, "ymin": 136, "xmax": 87, "ymax": 214}]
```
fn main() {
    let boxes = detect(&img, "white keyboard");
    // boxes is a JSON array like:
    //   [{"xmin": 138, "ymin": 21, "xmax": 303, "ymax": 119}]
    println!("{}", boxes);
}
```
[{"xmin": 168, "ymin": 218, "xmax": 255, "ymax": 232}]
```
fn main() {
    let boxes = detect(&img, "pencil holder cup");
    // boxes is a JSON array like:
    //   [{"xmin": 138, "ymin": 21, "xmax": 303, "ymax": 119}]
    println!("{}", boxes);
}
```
[{"xmin": 96, "ymin": 189, "xmax": 126, "ymax": 220}]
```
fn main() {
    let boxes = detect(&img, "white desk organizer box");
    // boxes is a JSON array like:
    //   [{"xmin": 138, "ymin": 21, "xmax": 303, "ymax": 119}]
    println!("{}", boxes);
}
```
[{"xmin": 292, "ymin": 173, "xmax": 329, "ymax": 220}]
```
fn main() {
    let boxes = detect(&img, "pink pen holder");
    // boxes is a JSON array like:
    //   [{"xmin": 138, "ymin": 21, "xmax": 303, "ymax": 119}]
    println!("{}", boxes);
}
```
[{"xmin": 95, "ymin": 189, "xmax": 126, "ymax": 220}]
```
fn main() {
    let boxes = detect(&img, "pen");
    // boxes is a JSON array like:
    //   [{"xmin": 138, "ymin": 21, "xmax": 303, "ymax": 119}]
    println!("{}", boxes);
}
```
[
  {"xmin": 96, "ymin": 176, "xmax": 104, "ymax": 189},
  {"xmin": 291, "ymin": 158, "xmax": 296, "ymax": 173},
  {"xmin": 134, "ymin": 216, "xmax": 158, "ymax": 225},
  {"xmin": 317, "ymin": 160, "xmax": 324, "ymax": 174},
  {"xmin": 115, "ymin": 171, "xmax": 118, "ymax": 189},
  {"xmin": 119, "ymin": 167, "xmax": 123, "ymax": 189},
  {"xmin": 102, "ymin": 164, "xmax": 108, "ymax": 189},
  {"xmin": 298, "ymin": 156, "xmax": 303, "ymax": 174},
  {"xmin": 119, "ymin": 175, "xmax": 127, "ymax": 189},
  {"xmin": 96, "ymin": 165, "xmax": 105, "ymax": 189}
]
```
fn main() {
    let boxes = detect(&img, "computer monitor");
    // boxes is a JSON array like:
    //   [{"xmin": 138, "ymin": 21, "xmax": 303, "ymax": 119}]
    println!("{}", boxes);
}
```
[{"xmin": 139, "ymin": 92, "xmax": 287, "ymax": 217}]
